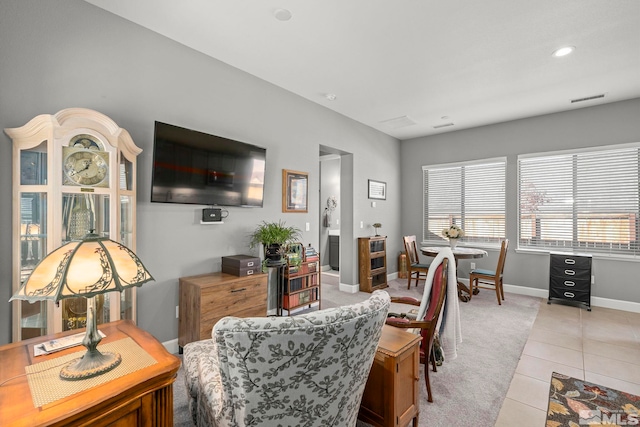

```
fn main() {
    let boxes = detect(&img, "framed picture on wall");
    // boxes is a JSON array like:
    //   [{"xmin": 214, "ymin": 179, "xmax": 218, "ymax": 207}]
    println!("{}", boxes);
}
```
[
  {"xmin": 368, "ymin": 179, "xmax": 386, "ymax": 200},
  {"xmin": 283, "ymin": 169, "xmax": 308, "ymax": 213}
]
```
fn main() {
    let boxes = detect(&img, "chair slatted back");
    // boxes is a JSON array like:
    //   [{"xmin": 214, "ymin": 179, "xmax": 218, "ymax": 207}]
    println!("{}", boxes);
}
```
[
  {"xmin": 403, "ymin": 235, "xmax": 420, "ymax": 265},
  {"xmin": 496, "ymin": 239, "xmax": 509, "ymax": 278}
]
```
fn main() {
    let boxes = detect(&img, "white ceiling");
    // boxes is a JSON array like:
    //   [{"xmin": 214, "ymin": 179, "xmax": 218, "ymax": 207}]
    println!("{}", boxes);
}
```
[{"xmin": 84, "ymin": 0, "xmax": 640, "ymax": 140}]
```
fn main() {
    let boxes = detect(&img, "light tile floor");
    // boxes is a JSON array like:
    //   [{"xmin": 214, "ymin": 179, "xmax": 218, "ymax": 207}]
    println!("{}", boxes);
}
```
[{"xmin": 494, "ymin": 300, "xmax": 640, "ymax": 426}]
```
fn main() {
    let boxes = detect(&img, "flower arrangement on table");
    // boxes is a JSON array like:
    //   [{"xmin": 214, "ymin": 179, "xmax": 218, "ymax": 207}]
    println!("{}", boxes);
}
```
[{"xmin": 442, "ymin": 225, "xmax": 464, "ymax": 248}]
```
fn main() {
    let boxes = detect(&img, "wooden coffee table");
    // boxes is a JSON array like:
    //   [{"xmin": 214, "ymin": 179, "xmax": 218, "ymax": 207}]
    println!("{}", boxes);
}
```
[
  {"xmin": 359, "ymin": 325, "xmax": 421, "ymax": 427},
  {"xmin": 0, "ymin": 320, "xmax": 180, "ymax": 426}
]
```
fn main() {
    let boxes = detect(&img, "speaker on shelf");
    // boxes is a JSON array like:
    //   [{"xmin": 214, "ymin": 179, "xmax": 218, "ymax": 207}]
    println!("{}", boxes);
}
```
[{"xmin": 202, "ymin": 208, "xmax": 222, "ymax": 222}]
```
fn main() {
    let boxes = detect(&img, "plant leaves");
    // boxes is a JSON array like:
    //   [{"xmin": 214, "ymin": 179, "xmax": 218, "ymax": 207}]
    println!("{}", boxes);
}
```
[
  {"xmin": 548, "ymin": 401, "xmax": 570, "ymax": 416},
  {"xmin": 552, "ymin": 378, "xmax": 564, "ymax": 391}
]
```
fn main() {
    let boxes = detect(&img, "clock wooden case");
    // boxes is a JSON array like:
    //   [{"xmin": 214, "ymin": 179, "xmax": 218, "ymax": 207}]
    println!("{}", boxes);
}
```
[{"xmin": 5, "ymin": 108, "xmax": 142, "ymax": 342}]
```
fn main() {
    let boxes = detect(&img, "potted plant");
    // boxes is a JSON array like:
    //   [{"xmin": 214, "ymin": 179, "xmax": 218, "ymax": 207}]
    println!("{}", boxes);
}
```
[{"xmin": 249, "ymin": 220, "xmax": 302, "ymax": 265}]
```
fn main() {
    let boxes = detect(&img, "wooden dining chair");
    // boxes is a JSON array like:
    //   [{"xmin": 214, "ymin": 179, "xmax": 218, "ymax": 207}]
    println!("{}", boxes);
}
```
[
  {"xmin": 403, "ymin": 235, "xmax": 430, "ymax": 289},
  {"xmin": 469, "ymin": 239, "xmax": 509, "ymax": 305},
  {"xmin": 385, "ymin": 258, "xmax": 448, "ymax": 403}
]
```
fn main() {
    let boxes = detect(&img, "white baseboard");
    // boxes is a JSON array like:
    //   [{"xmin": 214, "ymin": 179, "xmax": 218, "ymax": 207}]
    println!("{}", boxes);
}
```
[
  {"xmin": 163, "ymin": 338, "xmax": 180, "ymax": 355},
  {"xmin": 339, "ymin": 282, "xmax": 359, "ymax": 293},
  {"xmin": 457, "ymin": 278, "xmax": 640, "ymax": 314}
]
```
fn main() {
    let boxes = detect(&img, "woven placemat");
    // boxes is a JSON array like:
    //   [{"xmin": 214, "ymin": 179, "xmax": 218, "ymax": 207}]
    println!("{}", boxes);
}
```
[{"xmin": 26, "ymin": 337, "xmax": 157, "ymax": 407}]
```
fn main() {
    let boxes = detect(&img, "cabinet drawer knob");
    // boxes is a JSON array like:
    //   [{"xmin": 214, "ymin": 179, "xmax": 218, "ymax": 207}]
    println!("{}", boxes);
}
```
[
  {"xmin": 564, "ymin": 281, "xmax": 575, "ymax": 287},
  {"xmin": 564, "ymin": 292, "xmax": 575, "ymax": 298},
  {"xmin": 564, "ymin": 259, "xmax": 576, "ymax": 265},
  {"xmin": 564, "ymin": 270, "xmax": 575, "ymax": 276},
  {"xmin": 231, "ymin": 288, "xmax": 247, "ymax": 293}
]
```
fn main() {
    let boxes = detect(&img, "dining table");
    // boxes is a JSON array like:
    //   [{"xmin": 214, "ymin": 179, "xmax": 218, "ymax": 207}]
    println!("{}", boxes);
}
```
[{"xmin": 420, "ymin": 246, "xmax": 488, "ymax": 302}]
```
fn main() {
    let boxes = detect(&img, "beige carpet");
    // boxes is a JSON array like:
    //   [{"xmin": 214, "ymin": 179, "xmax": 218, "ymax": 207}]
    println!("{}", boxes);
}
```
[{"xmin": 173, "ymin": 277, "xmax": 540, "ymax": 426}]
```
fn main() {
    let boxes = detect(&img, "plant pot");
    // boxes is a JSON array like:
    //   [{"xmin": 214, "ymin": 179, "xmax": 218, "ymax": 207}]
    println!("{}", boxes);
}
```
[{"xmin": 265, "ymin": 244, "xmax": 283, "ymax": 265}]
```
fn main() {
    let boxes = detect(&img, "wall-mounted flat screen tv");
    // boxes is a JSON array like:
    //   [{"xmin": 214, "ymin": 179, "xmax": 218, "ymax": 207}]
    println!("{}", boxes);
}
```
[{"xmin": 150, "ymin": 121, "xmax": 266, "ymax": 207}]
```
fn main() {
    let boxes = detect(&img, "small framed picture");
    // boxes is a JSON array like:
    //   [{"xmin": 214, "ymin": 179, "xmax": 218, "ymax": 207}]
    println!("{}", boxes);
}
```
[
  {"xmin": 368, "ymin": 179, "xmax": 386, "ymax": 200},
  {"xmin": 283, "ymin": 169, "xmax": 308, "ymax": 213}
]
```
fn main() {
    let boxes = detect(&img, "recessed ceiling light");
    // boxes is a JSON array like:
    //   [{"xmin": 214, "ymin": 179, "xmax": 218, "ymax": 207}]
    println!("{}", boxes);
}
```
[
  {"xmin": 274, "ymin": 8, "xmax": 292, "ymax": 21},
  {"xmin": 552, "ymin": 46, "xmax": 575, "ymax": 57},
  {"xmin": 325, "ymin": 93, "xmax": 337, "ymax": 101}
]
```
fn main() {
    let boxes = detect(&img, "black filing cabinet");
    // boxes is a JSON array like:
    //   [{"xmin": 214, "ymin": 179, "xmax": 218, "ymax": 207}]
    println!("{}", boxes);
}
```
[{"xmin": 548, "ymin": 252, "xmax": 592, "ymax": 311}]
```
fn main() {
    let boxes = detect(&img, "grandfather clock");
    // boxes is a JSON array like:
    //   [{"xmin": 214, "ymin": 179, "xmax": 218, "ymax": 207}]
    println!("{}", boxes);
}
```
[{"xmin": 5, "ymin": 108, "xmax": 142, "ymax": 341}]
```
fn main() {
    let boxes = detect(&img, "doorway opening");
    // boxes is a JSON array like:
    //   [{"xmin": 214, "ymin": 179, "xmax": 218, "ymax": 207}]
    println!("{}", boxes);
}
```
[{"xmin": 319, "ymin": 146, "xmax": 357, "ymax": 292}]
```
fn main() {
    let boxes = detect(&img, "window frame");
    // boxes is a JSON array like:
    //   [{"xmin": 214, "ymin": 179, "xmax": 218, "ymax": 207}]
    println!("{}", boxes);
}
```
[
  {"xmin": 422, "ymin": 157, "xmax": 506, "ymax": 248},
  {"xmin": 517, "ymin": 142, "xmax": 640, "ymax": 260}
]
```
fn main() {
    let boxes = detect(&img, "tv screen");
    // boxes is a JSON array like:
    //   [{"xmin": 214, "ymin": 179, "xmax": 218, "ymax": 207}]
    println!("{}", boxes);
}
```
[{"xmin": 150, "ymin": 122, "xmax": 266, "ymax": 207}]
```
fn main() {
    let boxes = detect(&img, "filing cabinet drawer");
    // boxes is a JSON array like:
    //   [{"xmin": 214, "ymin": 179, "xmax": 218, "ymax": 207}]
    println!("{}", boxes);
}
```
[
  {"xmin": 550, "ymin": 255, "xmax": 592, "ymax": 271},
  {"xmin": 549, "ymin": 286, "xmax": 590, "ymax": 304},
  {"xmin": 550, "ymin": 265, "xmax": 591, "ymax": 281},
  {"xmin": 549, "ymin": 276, "xmax": 590, "ymax": 292}
]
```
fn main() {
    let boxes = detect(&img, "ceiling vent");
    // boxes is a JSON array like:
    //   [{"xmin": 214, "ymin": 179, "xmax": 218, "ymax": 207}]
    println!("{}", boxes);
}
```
[
  {"xmin": 433, "ymin": 122, "xmax": 455, "ymax": 129},
  {"xmin": 379, "ymin": 115, "xmax": 417, "ymax": 129},
  {"xmin": 571, "ymin": 94, "xmax": 605, "ymax": 103}
]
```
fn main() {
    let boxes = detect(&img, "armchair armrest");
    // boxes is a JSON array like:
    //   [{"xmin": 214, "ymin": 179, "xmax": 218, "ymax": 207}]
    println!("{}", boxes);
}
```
[
  {"xmin": 385, "ymin": 317, "xmax": 432, "ymax": 329},
  {"xmin": 390, "ymin": 296, "xmax": 420, "ymax": 306}
]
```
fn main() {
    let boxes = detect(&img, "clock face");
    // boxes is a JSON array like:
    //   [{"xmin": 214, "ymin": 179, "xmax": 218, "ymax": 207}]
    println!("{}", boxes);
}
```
[{"xmin": 63, "ymin": 147, "xmax": 109, "ymax": 187}]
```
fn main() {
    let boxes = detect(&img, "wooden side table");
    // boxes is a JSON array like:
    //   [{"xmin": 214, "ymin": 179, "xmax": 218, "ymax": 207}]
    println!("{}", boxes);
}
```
[
  {"xmin": 0, "ymin": 320, "xmax": 180, "ymax": 427},
  {"xmin": 359, "ymin": 325, "xmax": 421, "ymax": 427}
]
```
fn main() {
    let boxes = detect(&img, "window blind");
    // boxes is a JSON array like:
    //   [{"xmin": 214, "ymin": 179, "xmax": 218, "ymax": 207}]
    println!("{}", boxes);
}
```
[
  {"xmin": 423, "ymin": 158, "xmax": 506, "ymax": 245},
  {"xmin": 518, "ymin": 143, "xmax": 640, "ymax": 258}
]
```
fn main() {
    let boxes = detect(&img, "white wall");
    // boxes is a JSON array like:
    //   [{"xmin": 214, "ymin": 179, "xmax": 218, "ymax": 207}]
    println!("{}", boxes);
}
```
[
  {"xmin": 0, "ymin": 0, "xmax": 401, "ymax": 345},
  {"xmin": 401, "ymin": 98, "xmax": 640, "ymax": 303}
]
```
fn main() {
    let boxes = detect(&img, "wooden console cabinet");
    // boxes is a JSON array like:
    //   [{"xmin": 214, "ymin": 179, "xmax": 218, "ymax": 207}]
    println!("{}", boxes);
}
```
[
  {"xmin": 359, "ymin": 325, "xmax": 421, "ymax": 427},
  {"xmin": 358, "ymin": 236, "xmax": 388, "ymax": 292},
  {"xmin": 179, "ymin": 272, "xmax": 268, "ymax": 349},
  {"xmin": 0, "ymin": 320, "xmax": 180, "ymax": 427}
]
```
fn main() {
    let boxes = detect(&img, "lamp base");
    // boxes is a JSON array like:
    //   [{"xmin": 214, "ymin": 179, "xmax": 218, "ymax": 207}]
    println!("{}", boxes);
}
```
[{"xmin": 60, "ymin": 350, "xmax": 122, "ymax": 381}]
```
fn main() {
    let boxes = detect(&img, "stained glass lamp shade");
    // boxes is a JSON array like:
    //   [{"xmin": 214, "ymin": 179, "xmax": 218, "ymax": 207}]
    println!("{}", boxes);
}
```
[{"xmin": 10, "ymin": 232, "xmax": 154, "ymax": 380}]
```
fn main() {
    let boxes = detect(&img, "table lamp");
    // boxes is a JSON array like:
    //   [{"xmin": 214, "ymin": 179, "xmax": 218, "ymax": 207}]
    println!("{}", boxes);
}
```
[{"xmin": 10, "ymin": 231, "xmax": 154, "ymax": 380}]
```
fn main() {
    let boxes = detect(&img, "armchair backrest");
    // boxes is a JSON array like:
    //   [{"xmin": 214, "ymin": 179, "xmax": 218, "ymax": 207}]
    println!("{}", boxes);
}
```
[
  {"xmin": 211, "ymin": 290, "xmax": 391, "ymax": 427},
  {"xmin": 423, "ymin": 258, "xmax": 448, "ymax": 324}
]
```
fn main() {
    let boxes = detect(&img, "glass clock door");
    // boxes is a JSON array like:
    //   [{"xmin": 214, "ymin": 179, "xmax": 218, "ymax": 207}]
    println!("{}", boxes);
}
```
[{"xmin": 60, "ymin": 193, "xmax": 111, "ymax": 331}]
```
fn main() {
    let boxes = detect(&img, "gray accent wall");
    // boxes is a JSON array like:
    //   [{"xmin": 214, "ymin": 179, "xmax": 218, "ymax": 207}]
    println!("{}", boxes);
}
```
[
  {"xmin": 0, "ymin": 0, "xmax": 401, "ymax": 346},
  {"xmin": 401, "ymin": 98, "xmax": 640, "ymax": 303}
]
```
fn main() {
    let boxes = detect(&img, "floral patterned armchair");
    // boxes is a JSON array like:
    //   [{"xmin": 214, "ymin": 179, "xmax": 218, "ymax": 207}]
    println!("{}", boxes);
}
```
[{"xmin": 183, "ymin": 290, "xmax": 390, "ymax": 427}]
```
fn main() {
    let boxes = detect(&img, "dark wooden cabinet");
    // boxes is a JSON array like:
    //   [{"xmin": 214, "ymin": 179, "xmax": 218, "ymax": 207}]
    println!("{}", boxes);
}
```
[
  {"xmin": 358, "ymin": 236, "xmax": 388, "ymax": 293},
  {"xmin": 548, "ymin": 252, "xmax": 592, "ymax": 311},
  {"xmin": 179, "ymin": 272, "xmax": 268, "ymax": 348},
  {"xmin": 329, "ymin": 235, "xmax": 340, "ymax": 270}
]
